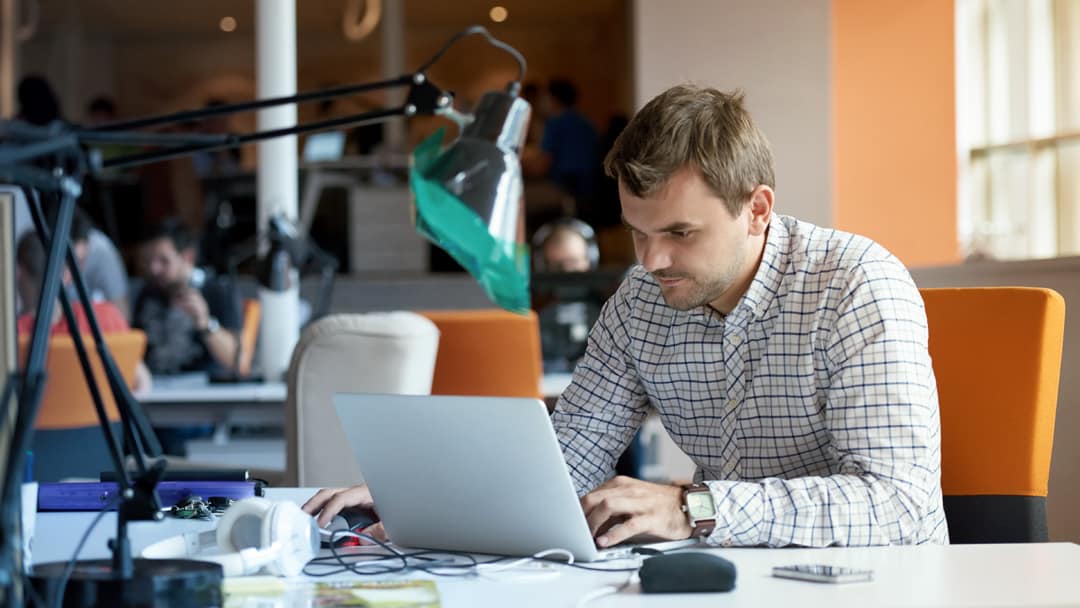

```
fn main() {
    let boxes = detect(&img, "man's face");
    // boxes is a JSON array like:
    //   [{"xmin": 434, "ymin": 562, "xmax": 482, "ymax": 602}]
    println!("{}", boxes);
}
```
[
  {"xmin": 542, "ymin": 233, "xmax": 592, "ymax": 272},
  {"xmin": 620, "ymin": 168, "xmax": 753, "ymax": 311},
  {"xmin": 140, "ymin": 237, "xmax": 191, "ymax": 291}
]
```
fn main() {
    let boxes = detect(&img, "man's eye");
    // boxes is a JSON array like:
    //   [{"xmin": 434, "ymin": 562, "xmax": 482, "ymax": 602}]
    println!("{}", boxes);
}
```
[{"xmin": 671, "ymin": 231, "xmax": 691, "ymax": 239}]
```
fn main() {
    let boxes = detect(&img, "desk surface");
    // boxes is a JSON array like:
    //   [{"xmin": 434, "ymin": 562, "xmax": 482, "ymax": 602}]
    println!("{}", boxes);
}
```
[
  {"xmin": 30, "ymin": 488, "xmax": 1080, "ymax": 607},
  {"xmin": 144, "ymin": 372, "xmax": 570, "ymax": 404},
  {"xmin": 141, "ymin": 372, "xmax": 287, "ymax": 404}
]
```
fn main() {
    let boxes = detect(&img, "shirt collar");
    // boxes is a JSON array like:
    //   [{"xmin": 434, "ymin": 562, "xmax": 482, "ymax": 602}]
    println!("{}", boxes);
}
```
[{"xmin": 730, "ymin": 213, "xmax": 788, "ymax": 321}]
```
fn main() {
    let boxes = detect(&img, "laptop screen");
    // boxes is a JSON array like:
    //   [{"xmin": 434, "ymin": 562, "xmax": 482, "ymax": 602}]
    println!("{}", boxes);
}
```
[{"xmin": 303, "ymin": 131, "xmax": 346, "ymax": 162}]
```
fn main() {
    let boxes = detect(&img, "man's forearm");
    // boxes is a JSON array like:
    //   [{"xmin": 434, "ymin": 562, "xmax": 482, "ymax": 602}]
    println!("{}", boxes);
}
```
[
  {"xmin": 701, "ymin": 471, "xmax": 946, "ymax": 547},
  {"xmin": 202, "ymin": 329, "xmax": 239, "ymax": 372}
]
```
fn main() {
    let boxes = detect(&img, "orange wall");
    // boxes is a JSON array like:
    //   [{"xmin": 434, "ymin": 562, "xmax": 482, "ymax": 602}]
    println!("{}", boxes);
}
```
[{"xmin": 832, "ymin": 0, "xmax": 959, "ymax": 267}]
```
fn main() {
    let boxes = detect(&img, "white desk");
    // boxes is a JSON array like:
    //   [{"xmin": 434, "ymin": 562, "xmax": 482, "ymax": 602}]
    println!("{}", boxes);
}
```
[
  {"xmin": 140, "ymin": 372, "xmax": 569, "ymax": 429},
  {"xmin": 139, "ymin": 372, "xmax": 287, "ymax": 428},
  {"xmin": 30, "ymin": 488, "xmax": 1080, "ymax": 607}
]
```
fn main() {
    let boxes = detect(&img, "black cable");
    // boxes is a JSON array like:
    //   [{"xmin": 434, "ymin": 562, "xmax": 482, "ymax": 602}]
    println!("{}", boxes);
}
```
[
  {"xmin": 51, "ymin": 497, "xmax": 119, "ymax": 608},
  {"xmin": 416, "ymin": 25, "xmax": 527, "ymax": 91},
  {"xmin": 304, "ymin": 530, "xmax": 645, "ymax": 577}
]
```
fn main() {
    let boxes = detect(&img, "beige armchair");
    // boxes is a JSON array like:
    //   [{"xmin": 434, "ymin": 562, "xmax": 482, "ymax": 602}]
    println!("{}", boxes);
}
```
[{"xmin": 284, "ymin": 312, "xmax": 439, "ymax": 487}]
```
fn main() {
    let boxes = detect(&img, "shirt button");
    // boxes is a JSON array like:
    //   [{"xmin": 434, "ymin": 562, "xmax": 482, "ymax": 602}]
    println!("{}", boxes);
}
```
[
  {"xmin": 727, "ymin": 399, "xmax": 737, "ymax": 411},
  {"xmin": 729, "ymin": 335, "xmax": 742, "ymax": 345}
]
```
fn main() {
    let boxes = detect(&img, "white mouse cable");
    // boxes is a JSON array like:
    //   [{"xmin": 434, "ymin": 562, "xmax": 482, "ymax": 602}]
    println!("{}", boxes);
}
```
[{"xmin": 575, "ymin": 571, "xmax": 639, "ymax": 608}]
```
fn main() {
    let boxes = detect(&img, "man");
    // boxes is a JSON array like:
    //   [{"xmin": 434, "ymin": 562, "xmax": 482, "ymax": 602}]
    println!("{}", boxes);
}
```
[
  {"xmin": 532, "ymin": 218, "xmax": 602, "ymax": 373},
  {"xmin": 304, "ymin": 84, "xmax": 948, "ymax": 548},
  {"xmin": 524, "ymin": 79, "xmax": 599, "ymax": 211},
  {"xmin": 533, "ymin": 218, "xmax": 597, "ymax": 273},
  {"xmin": 132, "ymin": 219, "xmax": 241, "ymax": 376},
  {"xmin": 13, "ymin": 201, "xmax": 130, "ymax": 319},
  {"xmin": 15, "ymin": 230, "xmax": 151, "ymax": 393}
]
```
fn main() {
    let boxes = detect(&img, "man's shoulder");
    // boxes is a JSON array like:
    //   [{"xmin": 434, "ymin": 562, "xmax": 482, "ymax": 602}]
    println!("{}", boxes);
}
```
[{"xmin": 778, "ymin": 215, "xmax": 907, "ymax": 278}]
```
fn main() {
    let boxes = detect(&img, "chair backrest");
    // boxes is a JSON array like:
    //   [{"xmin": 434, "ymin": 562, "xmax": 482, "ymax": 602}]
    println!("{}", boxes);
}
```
[
  {"xmin": 284, "ymin": 312, "xmax": 439, "ymax": 487},
  {"xmin": 418, "ymin": 309, "xmax": 543, "ymax": 399},
  {"xmin": 18, "ymin": 330, "xmax": 147, "ymax": 430},
  {"xmin": 238, "ymin": 298, "xmax": 261, "ymax": 378},
  {"xmin": 921, "ymin": 287, "xmax": 1065, "ymax": 543}
]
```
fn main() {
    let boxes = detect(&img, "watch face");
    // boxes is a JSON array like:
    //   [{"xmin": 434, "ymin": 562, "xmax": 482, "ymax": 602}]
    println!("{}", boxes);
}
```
[{"xmin": 686, "ymin": 490, "xmax": 715, "ymax": 519}]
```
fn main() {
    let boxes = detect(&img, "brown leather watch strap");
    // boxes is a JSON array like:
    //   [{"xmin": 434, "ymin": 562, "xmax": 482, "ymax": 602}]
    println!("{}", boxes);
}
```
[{"xmin": 682, "ymin": 484, "xmax": 716, "ymax": 538}]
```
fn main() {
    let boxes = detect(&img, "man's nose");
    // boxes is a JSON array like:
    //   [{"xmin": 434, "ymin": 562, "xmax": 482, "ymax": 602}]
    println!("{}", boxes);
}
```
[{"xmin": 638, "ymin": 239, "xmax": 672, "ymax": 273}]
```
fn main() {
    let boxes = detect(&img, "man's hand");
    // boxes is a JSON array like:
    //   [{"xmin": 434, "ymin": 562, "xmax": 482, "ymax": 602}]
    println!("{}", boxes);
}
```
[
  {"xmin": 172, "ymin": 287, "xmax": 210, "ymax": 330},
  {"xmin": 302, "ymin": 485, "xmax": 387, "ymax": 542},
  {"xmin": 580, "ymin": 476, "xmax": 691, "ymax": 548}
]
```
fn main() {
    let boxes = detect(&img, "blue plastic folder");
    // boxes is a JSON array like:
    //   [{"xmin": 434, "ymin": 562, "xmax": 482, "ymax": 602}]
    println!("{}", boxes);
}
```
[{"xmin": 37, "ymin": 481, "xmax": 259, "ymax": 511}]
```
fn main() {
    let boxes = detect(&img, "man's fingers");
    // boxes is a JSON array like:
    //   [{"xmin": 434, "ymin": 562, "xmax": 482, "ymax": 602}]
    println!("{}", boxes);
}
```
[
  {"xmin": 361, "ymin": 522, "xmax": 388, "ymax": 544},
  {"xmin": 301, "ymin": 487, "xmax": 342, "ymax": 515},
  {"xmin": 597, "ymin": 516, "xmax": 643, "ymax": 548},
  {"xmin": 302, "ymin": 486, "xmax": 373, "ymax": 528},
  {"xmin": 584, "ymin": 494, "xmax": 635, "ymax": 537}
]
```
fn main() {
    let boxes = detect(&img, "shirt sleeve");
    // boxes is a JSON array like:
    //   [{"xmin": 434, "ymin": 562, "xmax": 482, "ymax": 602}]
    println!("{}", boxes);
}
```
[
  {"xmin": 85, "ymin": 230, "xmax": 130, "ymax": 303},
  {"xmin": 699, "ymin": 259, "xmax": 946, "ymax": 547},
  {"xmin": 551, "ymin": 275, "xmax": 650, "ymax": 495}
]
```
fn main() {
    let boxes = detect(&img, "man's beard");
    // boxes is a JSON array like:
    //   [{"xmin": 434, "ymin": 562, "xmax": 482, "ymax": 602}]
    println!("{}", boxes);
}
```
[{"xmin": 655, "ymin": 252, "xmax": 745, "ymax": 311}]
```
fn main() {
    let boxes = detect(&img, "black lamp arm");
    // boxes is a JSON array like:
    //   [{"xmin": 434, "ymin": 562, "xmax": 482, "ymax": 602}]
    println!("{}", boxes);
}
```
[
  {"xmin": 96, "ymin": 75, "xmax": 415, "ymax": 133},
  {"xmin": 100, "ymin": 74, "xmax": 449, "ymax": 171}
]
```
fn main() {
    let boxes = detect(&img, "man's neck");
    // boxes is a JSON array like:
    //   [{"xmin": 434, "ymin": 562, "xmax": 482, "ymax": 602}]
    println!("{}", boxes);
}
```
[{"xmin": 708, "ymin": 230, "xmax": 769, "ymax": 315}]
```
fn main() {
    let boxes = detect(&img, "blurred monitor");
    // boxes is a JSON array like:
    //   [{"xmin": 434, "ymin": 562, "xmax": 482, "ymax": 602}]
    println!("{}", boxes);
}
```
[
  {"xmin": 531, "ymin": 268, "xmax": 625, "ymax": 373},
  {"xmin": 302, "ymin": 131, "xmax": 346, "ymax": 163}
]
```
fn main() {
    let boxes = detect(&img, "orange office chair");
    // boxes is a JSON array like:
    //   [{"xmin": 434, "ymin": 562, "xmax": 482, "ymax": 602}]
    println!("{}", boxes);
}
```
[
  {"xmin": 19, "ymin": 330, "xmax": 147, "ymax": 481},
  {"xmin": 237, "ymin": 298, "xmax": 261, "ymax": 378},
  {"xmin": 418, "ymin": 309, "xmax": 543, "ymax": 399},
  {"xmin": 921, "ymin": 287, "xmax": 1065, "ymax": 543}
]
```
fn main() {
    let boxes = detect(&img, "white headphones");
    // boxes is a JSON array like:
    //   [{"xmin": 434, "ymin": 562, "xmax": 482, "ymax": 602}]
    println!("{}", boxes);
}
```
[{"xmin": 142, "ymin": 498, "xmax": 319, "ymax": 577}]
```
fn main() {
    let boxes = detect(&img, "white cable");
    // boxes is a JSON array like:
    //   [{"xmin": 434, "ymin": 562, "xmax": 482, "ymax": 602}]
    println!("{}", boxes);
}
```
[
  {"xmin": 476, "ymin": 548, "xmax": 574, "ymax": 573},
  {"xmin": 576, "ymin": 572, "xmax": 638, "ymax": 608}
]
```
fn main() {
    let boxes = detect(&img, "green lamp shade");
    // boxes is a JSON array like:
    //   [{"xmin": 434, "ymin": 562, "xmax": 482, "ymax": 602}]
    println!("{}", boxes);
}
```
[{"xmin": 410, "ymin": 125, "xmax": 531, "ymax": 314}]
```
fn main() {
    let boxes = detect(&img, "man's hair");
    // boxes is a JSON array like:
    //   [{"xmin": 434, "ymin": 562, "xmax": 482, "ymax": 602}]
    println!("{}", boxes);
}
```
[
  {"xmin": 603, "ymin": 84, "xmax": 775, "ymax": 216},
  {"xmin": 15, "ymin": 231, "xmax": 47, "ymax": 281},
  {"xmin": 142, "ymin": 218, "xmax": 196, "ymax": 253},
  {"xmin": 547, "ymin": 79, "xmax": 578, "ymax": 108}
]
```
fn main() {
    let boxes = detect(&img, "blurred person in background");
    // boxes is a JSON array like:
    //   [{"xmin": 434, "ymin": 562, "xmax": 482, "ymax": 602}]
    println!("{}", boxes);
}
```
[
  {"xmin": 15, "ymin": 230, "xmax": 152, "ymax": 394},
  {"xmin": 132, "ymin": 219, "xmax": 241, "ymax": 377}
]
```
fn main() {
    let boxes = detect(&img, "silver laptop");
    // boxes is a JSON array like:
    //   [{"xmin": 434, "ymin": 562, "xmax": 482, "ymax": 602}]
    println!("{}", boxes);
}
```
[{"xmin": 333, "ymin": 393, "xmax": 680, "ymax": 562}]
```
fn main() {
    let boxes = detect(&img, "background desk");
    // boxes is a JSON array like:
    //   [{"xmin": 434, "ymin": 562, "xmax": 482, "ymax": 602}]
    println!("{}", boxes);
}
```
[
  {"xmin": 140, "ymin": 373, "xmax": 288, "ymax": 429},
  {"xmin": 30, "ymin": 488, "xmax": 1080, "ymax": 607},
  {"xmin": 143, "ymin": 373, "xmax": 569, "ymax": 431}
]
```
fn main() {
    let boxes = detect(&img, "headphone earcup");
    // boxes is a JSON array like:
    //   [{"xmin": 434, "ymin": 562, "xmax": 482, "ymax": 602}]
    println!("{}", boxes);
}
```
[
  {"xmin": 261, "ymin": 501, "xmax": 320, "ymax": 577},
  {"xmin": 216, "ymin": 497, "xmax": 273, "ymax": 554}
]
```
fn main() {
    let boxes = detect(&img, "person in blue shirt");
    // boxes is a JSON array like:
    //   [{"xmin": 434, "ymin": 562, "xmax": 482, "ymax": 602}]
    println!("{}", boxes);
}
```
[{"xmin": 527, "ymin": 79, "xmax": 600, "ymax": 212}]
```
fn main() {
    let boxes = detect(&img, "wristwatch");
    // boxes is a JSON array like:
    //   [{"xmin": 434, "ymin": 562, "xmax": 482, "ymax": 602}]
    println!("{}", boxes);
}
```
[
  {"xmin": 199, "ymin": 316, "xmax": 221, "ymax": 336},
  {"xmin": 681, "ymin": 483, "xmax": 717, "ymax": 539}
]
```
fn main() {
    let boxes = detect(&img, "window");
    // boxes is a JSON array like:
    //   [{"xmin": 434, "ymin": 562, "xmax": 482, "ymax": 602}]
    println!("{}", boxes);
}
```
[{"xmin": 957, "ymin": 0, "xmax": 1080, "ymax": 260}]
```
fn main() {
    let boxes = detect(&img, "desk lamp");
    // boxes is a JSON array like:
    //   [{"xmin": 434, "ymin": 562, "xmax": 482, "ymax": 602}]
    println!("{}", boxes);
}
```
[{"xmin": 0, "ymin": 25, "xmax": 531, "ymax": 607}]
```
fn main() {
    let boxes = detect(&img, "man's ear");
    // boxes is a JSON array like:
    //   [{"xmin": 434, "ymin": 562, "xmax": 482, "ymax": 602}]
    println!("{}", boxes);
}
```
[
  {"xmin": 181, "ymin": 247, "xmax": 197, "ymax": 265},
  {"xmin": 747, "ymin": 185, "xmax": 774, "ymax": 237}
]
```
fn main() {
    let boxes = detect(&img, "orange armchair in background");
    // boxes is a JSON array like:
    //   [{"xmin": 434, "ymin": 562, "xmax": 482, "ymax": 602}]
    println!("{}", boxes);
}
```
[
  {"xmin": 921, "ymin": 287, "xmax": 1065, "ymax": 543},
  {"xmin": 19, "ymin": 330, "xmax": 146, "ymax": 430},
  {"xmin": 18, "ymin": 330, "xmax": 147, "ymax": 480},
  {"xmin": 418, "ymin": 309, "xmax": 543, "ymax": 399}
]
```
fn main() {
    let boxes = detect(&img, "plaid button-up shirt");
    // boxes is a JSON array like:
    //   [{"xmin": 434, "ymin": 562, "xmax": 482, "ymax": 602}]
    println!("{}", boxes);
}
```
[{"xmin": 552, "ymin": 214, "xmax": 949, "ymax": 546}]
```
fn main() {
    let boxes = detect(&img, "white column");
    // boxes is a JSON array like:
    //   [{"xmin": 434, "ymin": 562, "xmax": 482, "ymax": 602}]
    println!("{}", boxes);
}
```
[
  {"xmin": 381, "ymin": 0, "xmax": 406, "ymax": 152},
  {"xmin": 0, "ymin": 0, "xmax": 17, "ymax": 117},
  {"xmin": 255, "ymin": 0, "xmax": 300, "ymax": 381}
]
